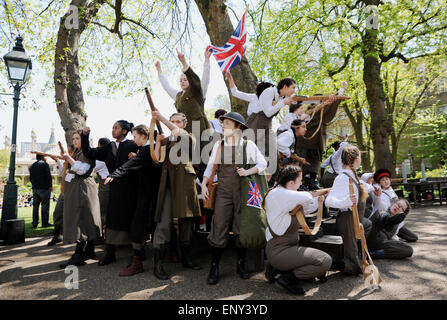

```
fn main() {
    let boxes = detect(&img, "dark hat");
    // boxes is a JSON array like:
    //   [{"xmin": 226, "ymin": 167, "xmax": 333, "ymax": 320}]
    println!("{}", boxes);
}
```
[
  {"xmin": 374, "ymin": 168, "xmax": 392, "ymax": 183},
  {"xmin": 221, "ymin": 112, "xmax": 247, "ymax": 130},
  {"xmin": 331, "ymin": 141, "xmax": 341, "ymax": 150}
]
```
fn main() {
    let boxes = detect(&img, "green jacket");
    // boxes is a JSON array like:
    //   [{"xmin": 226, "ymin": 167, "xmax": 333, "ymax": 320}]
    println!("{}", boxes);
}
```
[{"xmin": 175, "ymin": 67, "xmax": 210, "ymax": 135}]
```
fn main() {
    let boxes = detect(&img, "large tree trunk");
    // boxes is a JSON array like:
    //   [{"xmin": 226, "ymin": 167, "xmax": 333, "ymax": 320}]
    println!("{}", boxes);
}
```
[
  {"xmin": 194, "ymin": 0, "xmax": 258, "ymax": 117},
  {"xmin": 361, "ymin": 0, "xmax": 393, "ymax": 171},
  {"xmin": 54, "ymin": 0, "xmax": 103, "ymax": 145}
]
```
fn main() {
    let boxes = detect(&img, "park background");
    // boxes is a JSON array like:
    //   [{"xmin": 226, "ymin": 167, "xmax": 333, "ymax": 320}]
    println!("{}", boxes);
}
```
[{"xmin": 0, "ymin": 0, "xmax": 446, "ymax": 236}]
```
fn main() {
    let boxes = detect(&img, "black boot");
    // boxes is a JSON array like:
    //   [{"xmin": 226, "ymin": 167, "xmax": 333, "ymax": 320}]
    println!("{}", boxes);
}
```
[
  {"xmin": 153, "ymin": 244, "xmax": 169, "ymax": 280},
  {"xmin": 308, "ymin": 172, "xmax": 320, "ymax": 191},
  {"xmin": 59, "ymin": 241, "xmax": 86, "ymax": 269},
  {"xmin": 47, "ymin": 226, "xmax": 62, "ymax": 246},
  {"xmin": 180, "ymin": 245, "xmax": 202, "ymax": 270},
  {"xmin": 265, "ymin": 262, "xmax": 280, "ymax": 283},
  {"xmin": 84, "ymin": 240, "xmax": 96, "ymax": 260},
  {"xmin": 98, "ymin": 244, "xmax": 116, "ymax": 266},
  {"xmin": 276, "ymin": 271, "xmax": 305, "ymax": 295},
  {"xmin": 236, "ymin": 248, "xmax": 251, "ymax": 279},
  {"xmin": 330, "ymin": 257, "xmax": 345, "ymax": 272},
  {"xmin": 207, "ymin": 247, "xmax": 222, "ymax": 285}
]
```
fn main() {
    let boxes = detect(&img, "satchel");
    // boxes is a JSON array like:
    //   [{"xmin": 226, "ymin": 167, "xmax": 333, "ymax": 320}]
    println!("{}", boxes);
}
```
[
  {"xmin": 203, "ymin": 141, "xmax": 223, "ymax": 210},
  {"xmin": 239, "ymin": 140, "xmax": 269, "ymax": 249}
]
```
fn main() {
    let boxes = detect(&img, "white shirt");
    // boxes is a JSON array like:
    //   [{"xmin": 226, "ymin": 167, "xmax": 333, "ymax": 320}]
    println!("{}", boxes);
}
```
[
  {"xmin": 158, "ymin": 60, "xmax": 211, "ymax": 100},
  {"xmin": 94, "ymin": 160, "xmax": 110, "ymax": 180},
  {"xmin": 259, "ymin": 86, "xmax": 286, "ymax": 118},
  {"xmin": 265, "ymin": 186, "xmax": 315, "ymax": 242},
  {"xmin": 230, "ymin": 86, "xmax": 261, "ymax": 116},
  {"xmin": 320, "ymin": 141, "xmax": 349, "ymax": 174},
  {"xmin": 114, "ymin": 137, "xmax": 127, "ymax": 149},
  {"xmin": 65, "ymin": 161, "xmax": 91, "ymax": 182},
  {"xmin": 277, "ymin": 112, "xmax": 297, "ymax": 132},
  {"xmin": 325, "ymin": 169, "xmax": 374, "ymax": 210},
  {"xmin": 371, "ymin": 187, "xmax": 404, "ymax": 240},
  {"xmin": 203, "ymin": 138, "xmax": 267, "ymax": 179},
  {"xmin": 209, "ymin": 119, "xmax": 223, "ymax": 134},
  {"xmin": 277, "ymin": 129, "xmax": 295, "ymax": 157}
]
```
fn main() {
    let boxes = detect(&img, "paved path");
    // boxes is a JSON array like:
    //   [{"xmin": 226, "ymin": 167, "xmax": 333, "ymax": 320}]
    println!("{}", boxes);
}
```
[{"xmin": 1, "ymin": 205, "xmax": 446, "ymax": 300}]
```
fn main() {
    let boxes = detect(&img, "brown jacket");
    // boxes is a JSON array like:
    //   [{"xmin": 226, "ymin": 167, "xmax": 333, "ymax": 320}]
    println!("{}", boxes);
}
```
[
  {"xmin": 155, "ymin": 130, "xmax": 201, "ymax": 221},
  {"xmin": 295, "ymin": 100, "xmax": 341, "ymax": 153}
]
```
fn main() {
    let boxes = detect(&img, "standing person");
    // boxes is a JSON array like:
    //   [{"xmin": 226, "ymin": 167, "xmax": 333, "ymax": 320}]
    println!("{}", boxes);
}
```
[
  {"xmin": 295, "ymin": 83, "xmax": 347, "ymax": 190},
  {"xmin": 324, "ymin": 146, "xmax": 379, "ymax": 275},
  {"xmin": 47, "ymin": 147, "xmax": 73, "ymax": 246},
  {"xmin": 320, "ymin": 137, "xmax": 350, "ymax": 188},
  {"xmin": 225, "ymin": 71, "xmax": 296, "ymax": 172},
  {"xmin": 59, "ymin": 131, "xmax": 102, "ymax": 268},
  {"xmin": 264, "ymin": 165, "xmax": 332, "ymax": 295},
  {"xmin": 94, "ymin": 137, "xmax": 111, "ymax": 231},
  {"xmin": 29, "ymin": 154, "xmax": 53, "ymax": 228},
  {"xmin": 151, "ymin": 111, "xmax": 202, "ymax": 280},
  {"xmin": 156, "ymin": 49, "xmax": 211, "ymax": 179},
  {"xmin": 202, "ymin": 112, "xmax": 267, "ymax": 285},
  {"xmin": 105, "ymin": 125, "xmax": 162, "ymax": 276},
  {"xmin": 367, "ymin": 198, "xmax": 413, "ymax": 260},
  {"xmin": 81, "ymin": 120, "xmax": 139, "ymax": 266},
  {"xmin": 372, "ymin": 169, "xmax": 418, "ymax": 242},
  {"xmin": 209, "ymin": 109, "xmax": 227, "ymax": 135}
]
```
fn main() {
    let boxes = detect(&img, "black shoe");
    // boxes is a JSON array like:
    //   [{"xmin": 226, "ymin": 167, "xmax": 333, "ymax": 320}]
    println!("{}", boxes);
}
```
[
  {"xmin": 317, "ymin": 273, "xmax": 328, "ymax": 283},
  {"xmin": 153, "ymin": 246, "xmax": 169, "ymax": 280},
  {"xmin": 47, "ymin": 235, "xmax": 62, "ymax": 246},
  {"xmin": 276, "ymin": 275, "xmax": 306, "ymax": 295},
  {"xmin": 236, "ymin": 259, "xmax": 251, "ymax": 280},
  {"xmin": 98, "ymin": 244, "xmax": 116, "ymax": 266},
  {"xmin": 42, "ymin": 223, "xmax": 53, "ymax": 228},
  {"xmin": 59, "ymin": 253, "xmax": 86, "ymax": 269},
  {"xmin": 330, "ymin": 258, "xmax": 345, "ymax": 272},
  {"xmin": 180, "ymin": 246, "xmax": 202, "ymax": 270},
  {"xmin": 32, "ymin": 224, "xmax": 38, "ymax": 229},
  {"xmin": 84, "ymin": 241, "xmax": 96, "ymax": 260},
  {"xmin": 265, "ymin": 263, "xmax": 279, "ymax": 283},
  {"xmin": 207, "ymin": 262, "xmax": 219, "ymax": 285}
]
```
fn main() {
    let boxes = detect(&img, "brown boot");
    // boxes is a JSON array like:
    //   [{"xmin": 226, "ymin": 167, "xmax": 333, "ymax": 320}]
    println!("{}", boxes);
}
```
[{"xmin": 119, "ymin": 256, "xmax": 143, "ymax": 277}]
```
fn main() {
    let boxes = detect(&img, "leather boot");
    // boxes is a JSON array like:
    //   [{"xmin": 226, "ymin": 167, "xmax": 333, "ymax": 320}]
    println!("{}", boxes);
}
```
[
  {"xmin": 180, "ymin": 245, "xmax": 202, "ymax": 270},
  {"xmin": 153, "ymin": 245, "xmax": 169, "ymax": 280},
  {"xmin": 265, "ymin": 262, "xmax": 280, "ymax": 283},
  {"xmin": 370, "ymin": 249, "xmax": 385, "ymax": 260},
  {"xmin": 119, "ymin": 255, "xmax": 143, "ymax": 276},
  {"xmin": 207, "ymin": 247, "xmax": 222, "ymax": 285},
  {"xmin": 47, "ymin": 225, "xmax": 62, "ymax": 246},
  {"xmin": 276, "ymin": 271, "xmax": 305, "ymax": 295},
  {"xmin": 59, "ymin": 241, "xmax": 86, "ymax": 269},
  {"xmin": 84, "ymin": 240, "xmax": 96, "ymax": 260},
  {"xmin": 98, "ymin": 244, "xmax": 116, "ymax": 266},
  {"xmin": 236, "ymin": 248, "xmax": 251, "ymax": 279}
]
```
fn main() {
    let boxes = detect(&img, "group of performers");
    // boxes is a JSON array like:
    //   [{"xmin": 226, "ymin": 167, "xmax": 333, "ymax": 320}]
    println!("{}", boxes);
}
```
[{"xmin": 45, "ymin": 49, "xmax": 417, "ymax": 295}]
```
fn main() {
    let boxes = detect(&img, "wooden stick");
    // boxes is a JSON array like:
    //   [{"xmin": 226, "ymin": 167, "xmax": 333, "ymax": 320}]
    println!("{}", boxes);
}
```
[{"xmin": 31, "ymin": 151, "xmax": 64, "ymax": 160}]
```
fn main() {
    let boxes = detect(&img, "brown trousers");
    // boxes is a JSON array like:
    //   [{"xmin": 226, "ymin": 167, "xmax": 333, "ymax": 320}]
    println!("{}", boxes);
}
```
[{"xmin": 266, "ymin": 217, "xmax": 332, "ymax": 279}]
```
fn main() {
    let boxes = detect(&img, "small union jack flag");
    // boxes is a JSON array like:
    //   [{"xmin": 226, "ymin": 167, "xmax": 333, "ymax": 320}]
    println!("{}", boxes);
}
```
[
  {"xmin": 247, "ymin": 181, "xmax": 263, "ymax": 209},
  {"xmin": 207, "ymin": 10, "xmax": 247, "ymax": 73}
]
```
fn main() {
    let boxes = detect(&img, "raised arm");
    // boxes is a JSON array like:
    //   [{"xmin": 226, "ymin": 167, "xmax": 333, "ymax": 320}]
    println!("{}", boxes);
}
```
[
  {"xmin": 201, "ymin": 49, "xmax": 211, "ymax": 97},
  {"xmin": 80, "ymin": 127, "xmax": 108, "ymax": 161},
  {"xmin": 156, "ymin": 61, "xmax": 181, "ymax": 100}
]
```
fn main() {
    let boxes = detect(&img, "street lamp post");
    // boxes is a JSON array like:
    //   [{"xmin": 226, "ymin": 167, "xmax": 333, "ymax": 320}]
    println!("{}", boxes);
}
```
[{"xmin": 1, "ymin": 35, "xmax": 32, "ymax": 239}]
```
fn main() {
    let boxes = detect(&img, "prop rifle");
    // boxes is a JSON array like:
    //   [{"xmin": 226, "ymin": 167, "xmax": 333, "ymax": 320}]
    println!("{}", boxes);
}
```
[
  {"xmin": 144, "ymin": 87, "xmax": 166, "ymax": 164},
  {"xmin": 31, "ymin": 151, "xmax": 64, "ymax": 160},
  {"xmin": 349, "ymin": 178, "xmax": 382, "ymax": 289}
]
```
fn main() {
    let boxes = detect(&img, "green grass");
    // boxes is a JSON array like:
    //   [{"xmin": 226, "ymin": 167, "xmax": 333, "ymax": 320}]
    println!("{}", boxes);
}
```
[{"xmin": 17, "ymin": 201, "xmax": 57, "ymax": 238}]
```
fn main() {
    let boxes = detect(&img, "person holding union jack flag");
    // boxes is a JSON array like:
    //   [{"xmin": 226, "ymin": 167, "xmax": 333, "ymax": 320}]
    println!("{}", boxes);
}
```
[{"xmin": 201, "ymin": 112, "xmax": 267, "ymax": 285}]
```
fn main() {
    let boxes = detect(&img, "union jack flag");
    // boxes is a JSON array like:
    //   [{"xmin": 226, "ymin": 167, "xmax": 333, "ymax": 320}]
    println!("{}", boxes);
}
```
[
  {"xmin": 207, "ymin": 10, "xmax": 247, "ymax": 73},
  {"xmin": 247, "ymin": 181, "xmax": 263, "ymax": 209}
]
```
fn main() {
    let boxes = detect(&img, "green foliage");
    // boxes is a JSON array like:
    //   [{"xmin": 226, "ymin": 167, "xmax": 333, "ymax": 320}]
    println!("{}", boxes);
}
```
[
  {"xmin": 0, "ymin": 149, "xmax": 10, "ymax": 178},
  {"xmin": 414, "ymin": 165, "xmax": 447, "ymax": 179}
]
